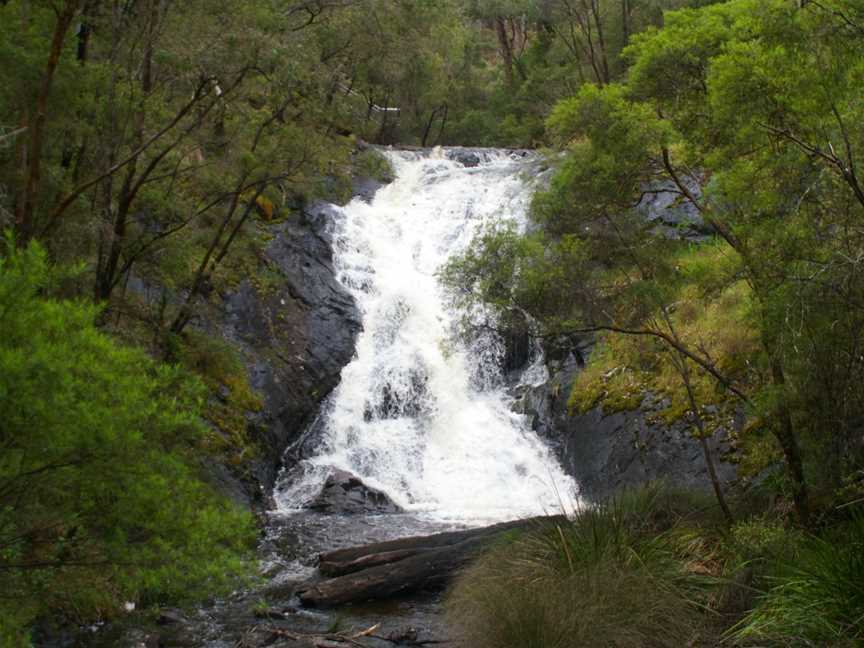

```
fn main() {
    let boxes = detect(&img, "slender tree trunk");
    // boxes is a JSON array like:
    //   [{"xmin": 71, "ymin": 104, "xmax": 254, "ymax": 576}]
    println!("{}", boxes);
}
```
[
  {"xmin": 572, "ymin": 4, "xmax": 604, "ymax": 85},
  {"xmin": 654, "ymin": 297, "xmax": 734, "ymax": 524},
  {"xmin": 676, "ymin": 351, "xmax": 734, "ymax": 524},
  {"xmin": 589, "ymin": 0, "xmax": 610, "ymax": 83},
  {"xmin": 15, "ymin": 0, "xmax": 81, "ymax": 245},
  {"xmin": 661, "ymin": 145, "xmax": 810, "ymax": 525},
  {"xmin": 495, "ymin": 17, "xmax": 515, "ymax": 87},
  {"xmin": 421, "ymin": 104, "xmax": 447, "ymax": 148},
  {"xmin": 768, "ymin": 358, "xmax": 810, "ymax": 526},
  {"xmin": 95, "ymin": 0, "xmax": 160, "ymax": 303},
  {"xmin": 621, "ymin": 0, "xmax": 631, "ymax": 44},
  {"xmin": 433, "ymin": 103, "xmax": 448, "ymax": 147},
  {"xmin": 421, "ymin": 109, "xmax": 436, "ymax": 148},
  {"xmin": 169, "ymin": 176, "xmax": 257, "ymax": 336}
]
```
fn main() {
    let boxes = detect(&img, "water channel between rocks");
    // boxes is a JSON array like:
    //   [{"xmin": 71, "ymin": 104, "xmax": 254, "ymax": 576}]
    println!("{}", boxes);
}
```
[{"xmin": 101, "ymin": 149, "xmax": 579, "ymax": 648}]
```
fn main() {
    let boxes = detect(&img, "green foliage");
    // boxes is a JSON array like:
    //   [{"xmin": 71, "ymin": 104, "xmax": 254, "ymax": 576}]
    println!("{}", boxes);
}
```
[
  {"xmin": 449, "ymin": 485, "xmax": 864, "ymax": 647},
  {"xmin": 732, "ymin": 511, "xmax": 864, "ymax": 646},
  {"xmin": 174, "ymin": 331, "xmax": 263, "ymax": 466},
  {"xmin": 0, "ymin": 238, "xmax": 256, "ymax": 640},
  {"xmin": 447, "ymin": 484, "xmax": 718, "ymax": 648},
  {"xmin": 539, "ymin": 83, "xmax": 673, "ymax": 234},
  {"xmin": 452, "ymin": 0, "xmax": 864, "ymax": 522},
  {"xmin": 352, "ymin": 148, "xmax": 394, "ymax": 184}
]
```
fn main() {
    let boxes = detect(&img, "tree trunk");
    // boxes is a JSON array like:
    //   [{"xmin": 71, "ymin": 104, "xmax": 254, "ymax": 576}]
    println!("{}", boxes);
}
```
[
  {"xmin": 299, "ymin": 516, "xmax": 563, "ymax": 607},
  {"xmin": 169, "ymin": 180, "xmax": 262, "ymax": 336},
  {"xmin": 589, "ymin": 0, "xmax": 610, "ymax": 83},
  {"xmin": 299, "ymin": 535, "xmax": 490, "ymax": 607},
  {"xmin": 495, "ymin": 17, "xmax": 515, "ymax": 87},
  {"xmin": 95, "ymin": 0, "xmax": 160, "ymax": 303},
  {"xmin": 660, "ymin": 146, "xmax": 809, "ymax": 526},
  {"xmin": 15, "ymin": 0, "xmax": 81, "ymax": 245},
  {"xmin": 676, "ymin": 350, "xmax": 734, "ymax": 524},
  {"xmin": 621, "ymin": 0, "xmax": 631, "ymax": 44},
  {"xmin": 769, "ymin": 358, "xmax": 810, "ymax": 527}
]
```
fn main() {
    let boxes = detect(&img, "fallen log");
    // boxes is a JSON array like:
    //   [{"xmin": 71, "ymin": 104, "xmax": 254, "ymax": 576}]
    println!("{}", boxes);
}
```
[
  {"xmin": 299, "ymin": 515, "xmax": 564, "ymax": 607},
  {"xmin": 318, "ymin": 515, "xmax": 562, "ymax": 577}
]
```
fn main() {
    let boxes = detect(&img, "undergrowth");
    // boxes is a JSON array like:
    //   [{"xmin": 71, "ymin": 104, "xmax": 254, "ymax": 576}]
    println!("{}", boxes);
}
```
[
  {"xmin": 447, "ymin": 483, "xmax": 864, "ymax": 648},
  {"xmin": 732, "ymin": 512, "xmax": 864, "ymax": 646},
  {"xmin": 447, "ymin": 484, "xmax": 720, "ymax": 648}
]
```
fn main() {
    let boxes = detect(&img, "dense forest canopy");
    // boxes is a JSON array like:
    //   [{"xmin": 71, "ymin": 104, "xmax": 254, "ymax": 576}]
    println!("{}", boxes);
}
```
[
  {"xmin": 2, "ymin": 0, "xmax": 864, "ymax": 645},
  {"xmin": 446, "ymin": 0, "xmax": 864, "ymax": 524}
]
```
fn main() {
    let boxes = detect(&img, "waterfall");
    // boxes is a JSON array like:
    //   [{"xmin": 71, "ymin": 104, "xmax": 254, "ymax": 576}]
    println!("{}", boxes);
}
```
[{"xmin": 276, "ymin": 148, "xmax": 577, "ymax": 523}]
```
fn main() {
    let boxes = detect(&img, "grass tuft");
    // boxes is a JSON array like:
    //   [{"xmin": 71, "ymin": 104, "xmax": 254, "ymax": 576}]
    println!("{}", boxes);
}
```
[
  {"xmin": 446, "ymin": 484, "xmax": 716, "ymax": 648},
  {"xmin": 731, "ymin": 510, "xmax": 864, "ymax": 646}
]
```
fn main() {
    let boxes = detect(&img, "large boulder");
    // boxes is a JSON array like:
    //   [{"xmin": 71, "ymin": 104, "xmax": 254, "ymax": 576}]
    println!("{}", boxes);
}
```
[
  {"xmin": 307, "ymin": 469, "xmax": 403, "ymax": 515},
  {"xmin": 555, "ymin": 398, "xmax": 738, "ymax": 501},
  {"xmin": 512, "ymin": 337, "xmax": 738, "ymax": 502},
  {"xmin": 447, "ymin": 149, "xmax": 481, "ymax": 168},
  {"xmin": 351, "ymin": 176, "xmax": 387, "ymax": 203}
]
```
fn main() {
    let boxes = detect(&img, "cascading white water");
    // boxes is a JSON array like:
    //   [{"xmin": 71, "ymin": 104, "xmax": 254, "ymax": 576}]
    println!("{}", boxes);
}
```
[{"xmin": 276, "ymin": 148, "xmax": 577, "ymax": 523}]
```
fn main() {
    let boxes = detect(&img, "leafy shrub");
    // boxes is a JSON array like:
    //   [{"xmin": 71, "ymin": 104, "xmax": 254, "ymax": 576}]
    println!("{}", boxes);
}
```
[
  {"xmin": 0, "ymin": 238, "xmax": 256, "ymax": 643},
  {"xmin": 352, "ymin": 148, "xmax": 394, "ymax": 183}
]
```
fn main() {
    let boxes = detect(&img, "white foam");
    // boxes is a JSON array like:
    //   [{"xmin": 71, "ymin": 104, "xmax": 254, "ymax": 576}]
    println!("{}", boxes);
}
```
[{"xmin": 275, "ymin": 150, "xmax": 578, "ymax": 523}]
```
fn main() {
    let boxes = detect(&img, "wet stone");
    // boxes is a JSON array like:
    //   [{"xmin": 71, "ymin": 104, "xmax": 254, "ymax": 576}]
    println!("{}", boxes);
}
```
[{"xmin": 307, "ymin": 469, "xmax": 403, "ymax": 515}]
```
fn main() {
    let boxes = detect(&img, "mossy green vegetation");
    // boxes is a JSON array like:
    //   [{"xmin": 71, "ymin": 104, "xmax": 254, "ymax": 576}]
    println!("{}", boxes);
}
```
[
  {"xmin": 568, "ymin": 244, "xmax": 757, "ymax": 432},
  {"xmin": 448, "ymin": 483, "xmax": 864, "ymax": 648},
  {"xmin": 444, "ymin": 0, "xmax": 864, "ymax": 527},
  {"xmin": 352, "ymin": 148, "xmax": 395, "ymax": 184},
  {"xmin": 0, "ymin": 239, "xmax": 256, "ymax": 645},
  {"xmin": 173, "ymin": 331, "xmax": 263, "ymax": 466}
]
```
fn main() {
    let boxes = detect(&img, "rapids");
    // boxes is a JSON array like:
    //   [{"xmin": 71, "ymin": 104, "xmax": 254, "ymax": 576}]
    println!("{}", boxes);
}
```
[{"xmin": 275, "ymin": 148, "xmax": 577, "ymax": 523}]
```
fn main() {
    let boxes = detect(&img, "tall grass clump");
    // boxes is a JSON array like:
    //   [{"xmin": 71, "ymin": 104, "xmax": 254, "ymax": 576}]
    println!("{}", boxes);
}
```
[
  {"xmin": 446, "ymin": 484, "xmax": 717, "ymax": 648},
  {"xmin": 731, "ymin": 510, "xmax": 864, "ymax": 646}
]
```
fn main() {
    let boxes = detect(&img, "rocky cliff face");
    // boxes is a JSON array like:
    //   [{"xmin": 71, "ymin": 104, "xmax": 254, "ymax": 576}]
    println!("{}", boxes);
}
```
[
  {"xmin": 212, "ymin": 202, "xmax": 361, "ymax": 506},
  {"xmin": 510, "ymin": 335, "xmax": 738, "ymax": 503},
  {"xmin": 509, "ymin": 179, "xmax": 739, "ymax": 502},
  {"xmin": 198, "ymin": 183, "xmax": 397, "ymax": 508}
]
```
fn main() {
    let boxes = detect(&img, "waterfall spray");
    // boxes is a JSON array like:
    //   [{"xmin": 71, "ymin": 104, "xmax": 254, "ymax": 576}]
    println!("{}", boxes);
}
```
[{"xmin": 276, "ymin": 149, "xmax": 577, "ymax": 523}]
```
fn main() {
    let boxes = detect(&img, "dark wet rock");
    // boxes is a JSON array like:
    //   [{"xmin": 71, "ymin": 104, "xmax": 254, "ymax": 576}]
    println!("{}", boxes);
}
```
[
  {"xmin": 122, "ymin": 191, "xmax": 364, "ymax": 512},
  {"xmin": 512, "ymin": 336, "xmax": 738, "ymax": 502},
  {"xmin": 204, "ymin": 206, "xmax": 362, "ymax": 506},
  {"xmin": 352, "ymin": 176, "xmax": 386, "ymax": 203},
  {"xmin": 446, "ymin": 149, "xmax": 481, "ymax": 168},
  {"xmin": 636, "ymin": 178, "xmax": 713, "ymax": 241},
  {"xmin": 307, "ymin": 469, "xmax": 404, "ymax": 515},
  {"xmin": 556, "ymin": 399, "xmax": 738, "ymax": 501},
  {"xmin": 500, "ymin": 310, "xmax": 533, "ymax": 376}
]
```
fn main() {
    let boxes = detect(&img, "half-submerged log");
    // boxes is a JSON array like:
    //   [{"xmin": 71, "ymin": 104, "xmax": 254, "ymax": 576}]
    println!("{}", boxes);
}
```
[{"xmin": 298, "ymin": 515, "xmax": 563, "ymax": 608}]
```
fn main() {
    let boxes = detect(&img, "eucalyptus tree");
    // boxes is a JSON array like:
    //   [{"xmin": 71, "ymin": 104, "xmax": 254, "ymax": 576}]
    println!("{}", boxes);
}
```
[{"xmin": 445, "ymin": 0, "xmax": 864, "ymax": 525}]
